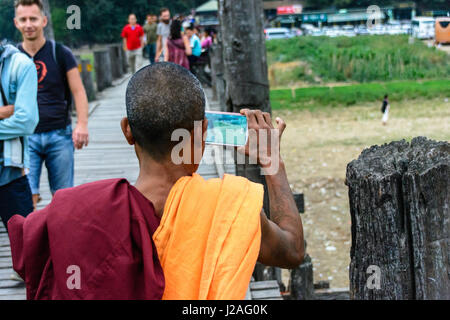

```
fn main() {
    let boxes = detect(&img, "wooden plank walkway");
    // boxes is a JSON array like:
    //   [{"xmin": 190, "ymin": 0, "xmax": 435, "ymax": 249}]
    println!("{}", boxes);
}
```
[{"xmin": 0, "ymin": 70, "xmax": 239, "ymax": 300}]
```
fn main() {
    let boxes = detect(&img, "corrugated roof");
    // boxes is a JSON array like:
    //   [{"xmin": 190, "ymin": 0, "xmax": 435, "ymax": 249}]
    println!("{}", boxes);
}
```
[{"xmin": 196, "ymin": 0, "xmax": 218, "ymax": 13}]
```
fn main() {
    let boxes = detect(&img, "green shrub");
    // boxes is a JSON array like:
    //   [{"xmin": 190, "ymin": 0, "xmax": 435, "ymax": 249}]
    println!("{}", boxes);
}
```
[{"xmin": 266, "ymin": 36, "xmax": 450, "ymax": 84}]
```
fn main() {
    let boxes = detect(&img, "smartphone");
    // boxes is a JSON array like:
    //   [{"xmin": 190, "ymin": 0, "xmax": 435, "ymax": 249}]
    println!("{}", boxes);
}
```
[{"xmin": 205, "ymin": 111, "xmax": 248, "ymax": 147}]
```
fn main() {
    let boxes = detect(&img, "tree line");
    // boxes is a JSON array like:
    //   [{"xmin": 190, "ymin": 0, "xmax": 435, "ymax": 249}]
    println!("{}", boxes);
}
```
[{"xmin": 0, "ymin": 0, "xmax": 205, "ymax": 46}]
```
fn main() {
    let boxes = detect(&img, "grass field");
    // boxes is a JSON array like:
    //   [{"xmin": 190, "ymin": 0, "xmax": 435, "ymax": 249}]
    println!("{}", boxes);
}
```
[
  {"xmin": 267, "ymin": 35, "xmax": 450, "ymax": 85},
  {"xmin": 276, "ymin": 97, "xmax": 450, "ymax": 289},
  {"xmin": 270, "ymin": 79, "xmax": 450, "ymax": 109}
]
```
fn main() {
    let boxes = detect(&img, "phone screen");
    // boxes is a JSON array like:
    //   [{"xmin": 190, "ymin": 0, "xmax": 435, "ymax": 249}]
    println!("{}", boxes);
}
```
[{"xmin": 205, "ymin": 111, "xmax": 248, "ymax": 147}]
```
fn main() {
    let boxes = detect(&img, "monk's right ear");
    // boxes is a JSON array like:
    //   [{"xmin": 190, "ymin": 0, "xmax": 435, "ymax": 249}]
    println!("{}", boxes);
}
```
[{"xmin": 121, "ymin": 117, "xmax": 135, "ymax": 146}]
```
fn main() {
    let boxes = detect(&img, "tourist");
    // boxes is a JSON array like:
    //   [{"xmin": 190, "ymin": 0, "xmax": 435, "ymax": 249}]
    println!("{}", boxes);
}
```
[
  {"xmin": 15, "ymin": 0, "xmax": 89, "ymax": 210},
  {"xmin": 201, "ymin": 29, "xmax": 213, "ymax": 50},
  {"xmin": 185, "ymin": 26, "xmax": 202, "ymax": 68},
  {"xmin": 143, "ymin": 13, "xmax": 158, "ymax": 65},
  {"xmin": 155, "ymin": 8, "xmax": 171, "ymax": 62},
  {"xmin": 0, "ymin": 42, "xmax": 38, "ymax": 231},
  {"xmin": 121, "ymin": 13, "xmax": 145, "ymax": 74},
  {"xmin": 164, "ymin": 20, "xmax": 191, "ymax": 70}
]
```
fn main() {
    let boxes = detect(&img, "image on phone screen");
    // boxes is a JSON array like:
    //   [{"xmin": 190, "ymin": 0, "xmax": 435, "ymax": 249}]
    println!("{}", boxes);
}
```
[{"xmin": 205, "ymin": 112, "xmax": 248, "ymax": 147}]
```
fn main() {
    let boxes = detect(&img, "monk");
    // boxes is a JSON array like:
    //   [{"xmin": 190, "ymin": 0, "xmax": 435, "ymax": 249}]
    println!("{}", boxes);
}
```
[
  {"xmin": 122, "ymin": 63, "xmax": 304, "ymax": 299},
  {"xmin": 8, "ymin": 62, "xmax": 304, "ymax": 300}
]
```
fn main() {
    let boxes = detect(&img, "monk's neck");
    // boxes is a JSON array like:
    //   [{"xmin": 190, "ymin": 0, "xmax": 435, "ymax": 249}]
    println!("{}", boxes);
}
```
[{"xmin": 134, "ymin": 160, "xmax": 192, "ymax": 218}]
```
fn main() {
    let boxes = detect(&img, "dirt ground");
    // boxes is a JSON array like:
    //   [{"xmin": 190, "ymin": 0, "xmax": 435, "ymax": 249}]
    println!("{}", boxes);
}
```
[{"xmin": 274, "ymin": 97, "xmax": 450, "ymax": 289}]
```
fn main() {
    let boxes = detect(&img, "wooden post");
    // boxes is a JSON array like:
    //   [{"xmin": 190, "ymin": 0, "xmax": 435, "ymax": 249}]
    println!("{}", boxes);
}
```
[
  {"xmin": 42, "ymin": 0, "xmax": 55, "ymax": 41},
  {"xmin": 74, "ymin": 55, "xmax": 96, "ymax": 102},
  {"xmin": 290, "ymin": 254, "xmax": 315, "ymax": 300},
  {"xmin": 209, "ymin": 42, "xmax": 227, "ymax": 110},
  {"xmin": 346, "ymin": 137, "xmax": 449, "ymax": 300},
  {"xmin": 218, "ymin": 0, "xmax": 271, "ymax": 114},
  {"xmin": 94, "ymin": 50, "xmax": 112, "ymax": 92},
  {"xmin": 116, "ymin": 44, "xmax": 127, "ymax": 76},
  {"xmin": 218, "ymin": 0, "xmax": 273, "ymax": 283},
  {"xmin": 120, "ymin": 46, "xmax": 128, "ymax": 74},
  {"xmin": 80, "ymin": 59, "xmax": 96, "ymax": 101},
  {"xmin": 109, "ymin": 45, "xmax": 122, "ymax": 79}
]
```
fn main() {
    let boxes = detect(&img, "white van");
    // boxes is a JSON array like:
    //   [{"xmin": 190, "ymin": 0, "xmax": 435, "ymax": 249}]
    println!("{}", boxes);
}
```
[
  {"xmin": 412, "ymin": 17, "xmax": 435, "ymax": 39},
  {"xmin": 264, "ymin": 28, "xmax": 294, "ymax": 40}
]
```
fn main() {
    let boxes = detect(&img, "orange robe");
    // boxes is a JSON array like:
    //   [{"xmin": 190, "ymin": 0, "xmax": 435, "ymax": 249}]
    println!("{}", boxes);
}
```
[{"xmin": 153, "ymin": 173, "xmax": 263, "ymax": 300}]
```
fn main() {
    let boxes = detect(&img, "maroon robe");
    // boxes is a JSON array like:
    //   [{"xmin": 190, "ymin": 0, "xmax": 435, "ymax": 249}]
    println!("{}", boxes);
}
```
[{"xmin": 8, "ymin": 179, "xmax": 164, "ymax": 300}]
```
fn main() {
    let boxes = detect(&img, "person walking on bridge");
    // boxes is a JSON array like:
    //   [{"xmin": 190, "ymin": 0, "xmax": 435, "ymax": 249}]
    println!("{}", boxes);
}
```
[
  {"xmin": 15, "ymin": 0, "xmax": 89, "ymax": 210},
  {"xmin": 122, "ymin": 13, "xmax": 145, "ymax": 74}
]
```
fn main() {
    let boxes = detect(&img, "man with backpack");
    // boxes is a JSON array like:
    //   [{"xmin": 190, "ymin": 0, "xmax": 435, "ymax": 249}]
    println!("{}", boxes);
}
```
[{"xmin": 14, "ymin": 0, "xmax": 89, "ymax": 209}]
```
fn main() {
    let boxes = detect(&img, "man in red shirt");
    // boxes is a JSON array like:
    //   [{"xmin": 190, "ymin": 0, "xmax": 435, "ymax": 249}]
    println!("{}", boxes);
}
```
[{"xmin": 121, "ymin": 14, "xmax": 144, "ymax": 74}]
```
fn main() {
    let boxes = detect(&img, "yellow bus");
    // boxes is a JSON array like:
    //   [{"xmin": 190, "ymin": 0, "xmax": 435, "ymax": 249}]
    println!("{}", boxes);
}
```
[{"xmin": 435, "ymin": 17, "xmax": 450, "ymax": 44}]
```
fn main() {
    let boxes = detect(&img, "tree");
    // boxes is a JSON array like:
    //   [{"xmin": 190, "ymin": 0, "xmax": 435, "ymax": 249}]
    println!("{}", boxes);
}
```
[{"xmin": 42, "ymin": 0, "xmax": 54, "ymax": 40}]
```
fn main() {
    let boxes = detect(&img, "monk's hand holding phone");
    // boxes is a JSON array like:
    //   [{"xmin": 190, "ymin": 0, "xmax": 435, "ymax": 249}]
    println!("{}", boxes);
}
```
[{"xmin": 238, "ymin": 109, "xmax": 286, "ymax": 170}]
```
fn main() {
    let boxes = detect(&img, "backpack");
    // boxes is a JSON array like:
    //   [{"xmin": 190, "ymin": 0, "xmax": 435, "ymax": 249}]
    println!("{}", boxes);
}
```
[{"xmin": 50, "ymin": 40, "xmax": 73, "ymax": 126}]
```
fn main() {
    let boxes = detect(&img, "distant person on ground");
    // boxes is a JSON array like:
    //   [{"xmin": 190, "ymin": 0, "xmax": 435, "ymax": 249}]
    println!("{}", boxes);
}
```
[
  {"xmin": 15, "ymin": 0, "xmax": 89, "ymax": 210},
  {"xmin": 185, "ymin": 26, "xmax": 202, "ymax": 68},
  {"xmin": 8, "ymin": 62, "xmax": 304, "ymax": 300},
  {"xmin": 155, "ymin": 8, "xmax": 171, "ymax": 62},
  {"xmin": 143, "ymin": 14, "xmax": 158, "ymax": 65},
  {"xmin": 164, "ymin": 19, "xmax": 191, "ymax": 70},
  {"xmin": 382, "ymin": 94, "xmax": 390, "ymax": 126},
  {"xmin": 0, "ymin": 42, "xmax": 38, "ymax": 231},
  {"xmin": 121, "ymin": 13, "xmax": 145, "ymax": 74}
]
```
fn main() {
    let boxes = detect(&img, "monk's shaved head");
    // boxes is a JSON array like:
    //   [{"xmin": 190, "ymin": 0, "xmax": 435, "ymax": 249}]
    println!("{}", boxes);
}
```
[{"xmin": 126, "ymin": 62, "xmax": 205, "ymax": 160}]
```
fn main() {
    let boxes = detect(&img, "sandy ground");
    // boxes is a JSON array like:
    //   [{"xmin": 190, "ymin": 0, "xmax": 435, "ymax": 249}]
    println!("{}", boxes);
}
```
[
  {"xmin": 424, "ymin": 39, "xmax": 450, "ymax": 54},
  {"xmin": 274, "ymin": 97, "xmax": 450, "ymax": 289}
]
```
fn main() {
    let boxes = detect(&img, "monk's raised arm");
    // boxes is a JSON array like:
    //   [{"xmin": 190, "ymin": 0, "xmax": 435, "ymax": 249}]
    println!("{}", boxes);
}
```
[
  {"xmin": 258, "ymin": 161, "xmax": 304, "ymax": 269},
  {"xmin": 239, "ymin": 109, "xmax": 304, "ymax": 269}
]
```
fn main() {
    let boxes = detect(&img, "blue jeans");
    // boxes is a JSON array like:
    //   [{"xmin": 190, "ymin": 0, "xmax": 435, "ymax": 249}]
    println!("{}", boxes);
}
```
[
  {"xmin": 146, "ymin": 43, "xmax": 156, "ymax": 64},
  {"xmin": 27, "ymin": 125, "xmax": 74, "ymax": 195}
]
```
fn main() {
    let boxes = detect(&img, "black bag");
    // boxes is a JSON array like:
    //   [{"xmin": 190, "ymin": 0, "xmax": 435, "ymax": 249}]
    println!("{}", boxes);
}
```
[{"xmin": 50, "ymin": 40, "xmax": 73, "ymax": 126}]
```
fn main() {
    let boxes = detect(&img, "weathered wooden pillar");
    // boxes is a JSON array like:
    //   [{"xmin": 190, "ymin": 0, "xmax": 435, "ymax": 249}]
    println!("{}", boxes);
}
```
[
  {"xmin": 94, "ymin": 50, "xmax": 112, "ymax": 92},
  {"xmin": 209, "ymin": 42, "xmax": 226, "ymax": 110},
  {"xmin": 218, "ymin": 0, "xmax": 271, "ymax": 113},
  {"xmin": 74, "ymin": 55, "xmax": 96, "ymax": 102},
  {"xmin": 80, "ymin": 59, "xmax": 96, "ymax": 101},
  {"xmin": 346, "ymin": 137, "xmax": 449, "ymax": 300},
  {"xmin": 42, "ymin": 0, "xmax": 55, "ymax": 41},
  {"xmin": 120, "ymin": 47, "xmax": 128, "ymax": 74},
  {"xmin": 218, "ymin": 0, "xmax": 273, "ymax": 283},
  {"xmin": 290, "ymin": 254, "xmax": 315, "ymax": 300},
  {"xmin": 116, "ymin": 44, "xmax": 126, "ymax": 76},
  {"xmin": 109, "ymin": 45, "xmax": 122, "ymax": 79}
]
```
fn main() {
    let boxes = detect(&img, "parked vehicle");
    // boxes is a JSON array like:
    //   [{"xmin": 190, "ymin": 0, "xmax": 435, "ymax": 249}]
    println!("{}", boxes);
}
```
[
  {"xmin": 341, "ymin": 25, "xmax": 357, "ymax": 37},
  {"xmin": 435, "ymin": 17, "xmax": 450, "ymax": 44},
  {"xmin": 290, "ymin": 27, "xmax": 304, "ymax": 37},
  {"xmin": 368, "ymin": 24, "xmax": 387, "ymax": 35},
  {"xmin": 355, "ymin": 25, "xmax": 370, "ymax": 35},
  {"xmin": 412, "ymin": 17, "xmax": 435, "ymax": 39},
  {"xmin": 401, "ymin": 23, "xmax": 412, "ymax": 35},
  {"xmin": 264, "ymin": 28, "xmax": 295, "ymax": 40}
]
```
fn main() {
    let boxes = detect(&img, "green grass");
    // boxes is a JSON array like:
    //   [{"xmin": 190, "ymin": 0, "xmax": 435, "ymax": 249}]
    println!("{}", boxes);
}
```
[
  {"xmin": 270, "ymin": 80, "xmax": 450, "ymax": 110},
  {"xmin": 267, "ymin": 35, "xmax": 450, "ymax": 84}
]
